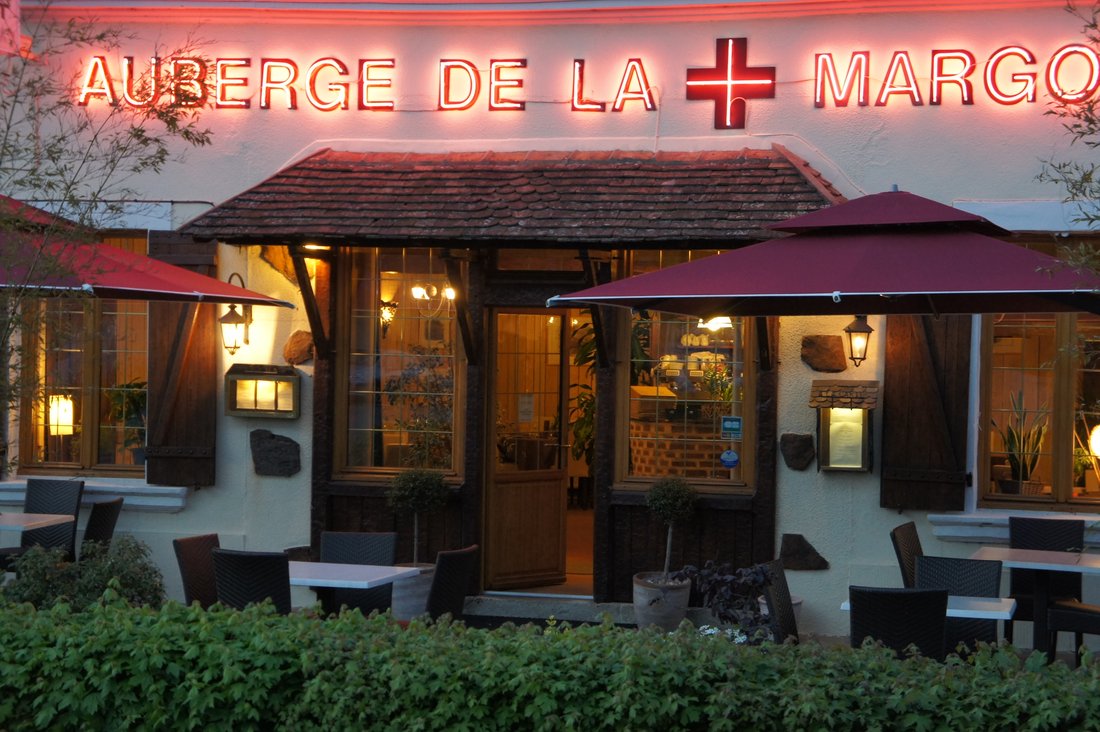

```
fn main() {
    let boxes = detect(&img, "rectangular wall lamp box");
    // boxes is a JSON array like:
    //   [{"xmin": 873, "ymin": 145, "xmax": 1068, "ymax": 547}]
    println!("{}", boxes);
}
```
[{"xmin": 225, "ymin": 364, "xmax": 300, "ymax": 419}]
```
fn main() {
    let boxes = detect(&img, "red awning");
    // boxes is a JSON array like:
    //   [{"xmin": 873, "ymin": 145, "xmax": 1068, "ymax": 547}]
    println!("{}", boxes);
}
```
[
  {"xmin": 548, "ymin": 191, "xmax": 1100, "ymax": 317},
  {"xmin": 0, "ymin": 234, "xmax": 294, "ymax": 308}
]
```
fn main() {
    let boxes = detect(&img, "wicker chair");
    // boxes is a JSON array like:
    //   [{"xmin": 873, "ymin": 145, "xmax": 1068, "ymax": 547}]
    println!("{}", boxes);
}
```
[
  {"xmin": 915, "ymin": 555, "xmax": 1002, "ymax": 655},
  {"xmin": 80, "ymin": 497, "xmax": 124, "ymax": 558},
  {"xmin": 890, "ymin": 521, "xmax": 924, "ymax": 589},
  {"xmin": 173, "ymin": 533, "xmax": 221, "ymax": 609},
  {"xmin": 1047, "ymin": 599, "xmax": 1100, "ymax": 667},
  {"xmin": 849, "ymin": 585, "xmax": 947, "ymax": 660},
  {"xmin": 762, "ymin": 559, "xmax": 799, "ymax": 644},
  {"xmin": 1005, "ymin": 516, "xmax": 1084, "ymax": 648},
  {"xmin": 426, "ymin": 544, "xmax": 479, "ymax": 621},
  {"xmin": 0, "ymin": 478, "xmax": 85, "ymax": 570},
  {"xmin": 212, "ymin": 548, "xmax": 292, "ymax": 615},
  {"xmin": 318, "ymin": 531, "xmax": 398, "ymax": 616}
]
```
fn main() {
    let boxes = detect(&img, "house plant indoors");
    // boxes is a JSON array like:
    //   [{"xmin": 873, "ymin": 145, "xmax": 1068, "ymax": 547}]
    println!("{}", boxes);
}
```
[
  {"xmin": 633, "ymin": 476, "xmax": 697, "ymax": 631},
  {"xmin": 992, "ymin": 391, "xmax": 1048, "ymax": 495},
  {"xmin": 387, "ymin": 467, "xmax": 450, "ymax": 619}
]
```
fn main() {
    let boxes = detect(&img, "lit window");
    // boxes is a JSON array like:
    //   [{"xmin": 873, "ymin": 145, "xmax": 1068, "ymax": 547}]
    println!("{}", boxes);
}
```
[{"xmin": 342, "ymin": 248, "xmax": 456, "ymax": 471}]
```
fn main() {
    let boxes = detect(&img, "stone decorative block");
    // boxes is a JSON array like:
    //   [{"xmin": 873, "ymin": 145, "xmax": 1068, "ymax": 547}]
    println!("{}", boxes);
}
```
[
  {"xmin": 250, "ymin": 429, "xmax": 301, "ymax": 477},
  {"xmin": 779, "ymin": 533, "xmax": 829, "ymax": 570},
  {"xmin": 780, "ymin": 433, "xmax": 815, "ymax": 470},
  {"xmin": 800, "ymin": 335, "xmax": 847, "ymax": 372},
  {"xmin": 283, "ymin": 330, "xmax": 314, "ymax": 365}
]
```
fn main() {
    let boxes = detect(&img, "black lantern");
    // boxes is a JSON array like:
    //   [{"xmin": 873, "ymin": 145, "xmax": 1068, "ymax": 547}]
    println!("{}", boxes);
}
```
[{"xmin": 844, "ymin": 315, "xmax": 873, "ymax": 367}]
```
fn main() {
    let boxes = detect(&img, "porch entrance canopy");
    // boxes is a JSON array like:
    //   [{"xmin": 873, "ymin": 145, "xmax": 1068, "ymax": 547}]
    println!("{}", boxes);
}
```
[
  {"xmin": 547, "ymin": 191, "xmax": 1100, "ymax": 317},
  {"xmin": 0, "ymin": 233, "xmax": 293, "ymax": 308}
]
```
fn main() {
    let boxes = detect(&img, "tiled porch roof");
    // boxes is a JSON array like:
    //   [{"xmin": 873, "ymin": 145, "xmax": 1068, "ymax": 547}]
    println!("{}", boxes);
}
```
[{"xmin": 180, "ymin": 145, "xmax": 844, "ymax": 246}]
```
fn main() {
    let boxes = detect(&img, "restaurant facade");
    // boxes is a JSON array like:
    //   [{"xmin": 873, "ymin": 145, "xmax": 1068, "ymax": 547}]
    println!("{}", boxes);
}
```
[{"xmin": 10, "ymin": 0, "xmax": 1100, "ymax": 641}]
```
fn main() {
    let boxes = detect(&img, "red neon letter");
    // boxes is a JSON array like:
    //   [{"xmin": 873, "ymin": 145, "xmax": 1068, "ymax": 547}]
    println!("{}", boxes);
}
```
[
  {"xmin": 612, "ymin": 58, "xmax": 656, "ymax": 111},
  {"xmin": 170, "ymin": 58, "xmax": 208, "ymax": 108},
  {"xmin": 215, "ymin": 59, "xmax": 251, "ymax": 109},
  {"xmin": 358, "ymin": 59, "xmax": 395, "ymax": 110},
  {"xmin": 489, "ymin": 59, "xmax": 525, "ymax": 110},
  {"xmin": 875, "ymin": 51, "xmax": 922, "ymax": 106},
  {"xmin": 572, "ymin": 59, "xmax": 606, "ymax": 111},
  {"xmin": 78, "ymin": 56, "xmax": 117, "ymax": 106},
  {"xmin": 1046, "ymin": 44, "xmax": 1100, "ymax": 103},
  {"xmin": 439, "ymin": 60, "xmax": 480, "ymax": 110},
  {"xmin": 985, "ymin": 46, "xmax": 1036, "ymax": 105},
  {"xmin": 930, "ymin": 50, "xmax": 975, "ymax": 105},
  {"xmin": 814, "ymin": 52, "xmax": 869, "ymax": 107},
  {"xmin": 260, "ymin": 58, "xmax": 299, "ymax": 110},
  {"xmin": 121, "ymin": 56, "xmax": 160, "ymax": 107},
  {"xmin": 306, "ymin": 57, "xmax": 349, "ymax": 111}
]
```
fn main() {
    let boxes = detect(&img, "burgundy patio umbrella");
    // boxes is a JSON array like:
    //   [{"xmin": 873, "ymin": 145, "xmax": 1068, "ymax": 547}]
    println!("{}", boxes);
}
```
[
  {"xmin": 0, "ymin": 233, "xmax": 293, "ymax": 308},
  {"xmin": 547, "ymin": 191, "xmax": 1100, "ymax": 317}
]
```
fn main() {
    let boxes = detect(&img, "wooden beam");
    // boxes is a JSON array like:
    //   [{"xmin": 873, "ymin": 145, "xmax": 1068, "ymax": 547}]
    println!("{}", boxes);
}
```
[
  {"xmin": 443, "ymin": 253, "xmax": 478, "ymax": 366},
  {"xmin": 579, "ymin": 249, "xmax": 613, "ymax": 368},
  {"xmin": 290, "ymin": 250, "xmax": 331, "ymax": 357}
]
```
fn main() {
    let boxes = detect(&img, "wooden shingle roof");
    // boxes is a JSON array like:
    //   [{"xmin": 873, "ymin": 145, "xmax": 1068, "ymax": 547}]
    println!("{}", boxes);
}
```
[{"xmin": 180, "ymin": 145, "xmax": 844, "ymax": 246}]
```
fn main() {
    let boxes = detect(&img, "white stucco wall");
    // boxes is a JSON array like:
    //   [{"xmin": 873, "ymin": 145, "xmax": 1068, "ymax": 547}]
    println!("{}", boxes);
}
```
[{"xmin": 20, "ymin": 1, "xmax": 1100, "ymax": 631}]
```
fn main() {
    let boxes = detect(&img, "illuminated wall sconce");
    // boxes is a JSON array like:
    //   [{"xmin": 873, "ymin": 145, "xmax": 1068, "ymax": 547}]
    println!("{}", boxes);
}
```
[
  {"xmin": 225, "ymin": 364, "xmax": 300, "ymax": 419},
  {"xmin": 220, "ymin": 273, "xmax": 253, "ymax": 355},
  {"xmin": 48, "ymin": 394, "xmax": 74, "ymax": 436},
  {"xmin": 411, "ymin": 282, "xmax": 456, "ymax": 316},
  {"xmin": 379, "ymin": 300, "xmax": 398, "ymax": 337},
  {"xmin": 844, "ymin": 315, "xmax": 874, "ymax": 367}
]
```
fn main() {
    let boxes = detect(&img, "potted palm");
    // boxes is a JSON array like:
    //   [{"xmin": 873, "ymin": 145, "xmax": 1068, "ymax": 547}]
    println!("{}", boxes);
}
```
[
  {"xmin": 633, "ymin": 476, "xmax": 697, "ymax": 631},
  {"xmin": 387, "ymin": 467, "xmax": 450, "ymax": 619},
  {"xmin": 993, "ymin": 391, "xmax": 1048, "ymax": 495}
]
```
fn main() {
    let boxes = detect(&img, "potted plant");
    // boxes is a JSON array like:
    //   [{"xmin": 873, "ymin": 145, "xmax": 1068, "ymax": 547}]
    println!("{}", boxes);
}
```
[
  {"xmin": 387, "ymin": 467, "xmax": 450, "ymax": 619},
  {"xmin": 633, "ymin": 476, "xmax": 696, "ymax": 631},
  {"xmin": 992, "ymin": 391, "xmax": 1048, "ymax": 495},
  {"xmin": 675, "ymin": 560, "xmax": 773, "ymax": 642}
]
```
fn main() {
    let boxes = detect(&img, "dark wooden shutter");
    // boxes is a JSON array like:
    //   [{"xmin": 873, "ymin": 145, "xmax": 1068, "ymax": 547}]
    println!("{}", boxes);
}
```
[
  {"xmin": 880, "ymin": 314, "xmax": 970, "ymax": 511},
  {"xmin": 144, "ymin": 232, "xmax": 218, "ymax": 487}
]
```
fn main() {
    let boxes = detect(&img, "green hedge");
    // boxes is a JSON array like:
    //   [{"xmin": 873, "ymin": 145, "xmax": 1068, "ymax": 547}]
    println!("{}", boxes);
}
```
[{"xmin": 1, "ymin": 593, "xmax": 1099, "ymax": 731}]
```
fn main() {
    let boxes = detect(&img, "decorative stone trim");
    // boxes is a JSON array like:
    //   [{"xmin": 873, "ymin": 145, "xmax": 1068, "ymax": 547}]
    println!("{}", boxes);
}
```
[
  {"xmin": 0, "ymin": 479, "xmax": 188, "ymax": 513},
  {"xmin": 929, "ymin": 511, "xmax": 1100, "ymax": 546}
]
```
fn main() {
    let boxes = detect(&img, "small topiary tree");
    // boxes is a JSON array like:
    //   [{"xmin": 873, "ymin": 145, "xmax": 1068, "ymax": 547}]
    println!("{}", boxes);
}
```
[
  {"xmin": 387, "ymin": 468, "xmax": 450, "ymax": 565},
  {"xmin": 646, "ymin": 476, "xmax": 697, "ymax": 582}
]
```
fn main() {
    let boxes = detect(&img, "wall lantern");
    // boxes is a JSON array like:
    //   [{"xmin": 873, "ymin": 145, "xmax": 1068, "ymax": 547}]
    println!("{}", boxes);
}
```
[
  {"xmin": 844, "ymin": 315, "xmax": 874, "ymax": 367},
  {"xmin": 225, "ymin": 364, "xmax": 300, "ymax": 419},
  {"xmin": 379, "ymin": 300, "xmax": 398, "ymax": 337},
  {"xmin": 48, "ymin": 394, "xmax": 74, "ymax": 436},
  {"xmin": 411, "ymin": 283, "xmax": 455, "ymax": 317},
  {"xmin": 220, "ymin": 273, "xmax": 253, "ymax": 355}
]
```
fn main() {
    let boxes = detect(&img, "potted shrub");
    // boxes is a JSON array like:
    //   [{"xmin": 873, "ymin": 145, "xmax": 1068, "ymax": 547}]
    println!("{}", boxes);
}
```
[
  {"xmin": 676, "ymin": 560, "xmax": 773, "ymax": 642},
  {"xmin": 387, "ymin": 467, "xmax": 450, "ymax": 619},
  {"xmin": 992, "ymin": 391, "xmax": 1048, "ymax": 495},
  {"xmin": 633, "ymin": 476, "xmax": 696, "ymax": 631}
]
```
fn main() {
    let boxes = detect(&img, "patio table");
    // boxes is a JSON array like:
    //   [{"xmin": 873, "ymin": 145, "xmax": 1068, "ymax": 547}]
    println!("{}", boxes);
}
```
[
  {"xmin": 288, "ymin": 561, "xmax": 421, "ymax": 589},
  {"xmin": 0, "ymin": 513, "xmax": 76, "ymax": 531},
  {"xmin": 970, "ymin": 546, "xmax": 1100, "ymax": 659}
]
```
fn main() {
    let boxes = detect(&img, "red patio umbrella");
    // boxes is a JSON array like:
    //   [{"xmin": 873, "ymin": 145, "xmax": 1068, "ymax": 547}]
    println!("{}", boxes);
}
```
[
  {"xmin": 547, "ymin": 191, "xmax": 1100, "ymax": 317},
  {"xmin": 0, "ymin": 233, "xmax": 293, "ymax": 308}
]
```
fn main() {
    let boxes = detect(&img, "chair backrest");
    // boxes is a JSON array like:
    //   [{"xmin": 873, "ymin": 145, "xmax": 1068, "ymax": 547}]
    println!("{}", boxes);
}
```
[
  {"xmin": 1009, "ymin": 516, "xmax": 1084, "ymax": 600},
  {"xmin": 22, "ymin": 478, "xmax": 84, "ymax": 559},
  {"xmin": 319, "ymin": 531, "xmax": 398, "ymax": 616},
  {"xmin": 173, "ymin": 533, "xmax": 221, "ymax": 609},
  {"xmin": 426, "ymin": 544, "xmax": 479, "ymax": 620},
  {"xmin": 762, "ymin": 559, "xmax": 799, "ymax": 644},
  {"xmin": 890, "ymin": 521, "xmax": 923, "ymax": 589},
  {"xmin": 80, "ymin": 497, "xmax": 124, "ymax": 557},
  {"xmin": 915, "ymin": 555, "xmax": 1002, "ymax": 652},
  {"xmin": 212, "ymin": 548, "xmax": 292, "ymax": 615},
  {"xmin": 849, "ymin": 585, "xmax": 947, "ymax": 660}
]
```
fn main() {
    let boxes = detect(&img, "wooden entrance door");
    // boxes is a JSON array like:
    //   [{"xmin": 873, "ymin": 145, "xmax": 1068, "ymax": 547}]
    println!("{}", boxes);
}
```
[{"xmin": 485, "ymin": 310, "xmax": 567, "ymax": 589}]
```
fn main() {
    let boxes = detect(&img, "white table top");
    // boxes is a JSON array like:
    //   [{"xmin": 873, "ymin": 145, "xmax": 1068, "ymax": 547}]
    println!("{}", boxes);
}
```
[
  {"xmin": 841, "ymin": 595, "xmax": 1016, "ymax": 620},
  {"xmin": 0, "ymin": 513, "xmax": 75, "ymax": 530},
  {"xmin": 288, "ymin": 561, "xmax": 421, "ymax": 589},
  {"xmin": 970, "ymin": 546, "xmax": 1100, "ymax": 574}
]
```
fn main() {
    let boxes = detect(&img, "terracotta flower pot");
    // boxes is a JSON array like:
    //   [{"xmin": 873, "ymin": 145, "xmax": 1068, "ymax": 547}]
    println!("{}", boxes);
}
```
[{"xmin": 632, "ymin": 571, "xmax": 691, "ymax": 631}]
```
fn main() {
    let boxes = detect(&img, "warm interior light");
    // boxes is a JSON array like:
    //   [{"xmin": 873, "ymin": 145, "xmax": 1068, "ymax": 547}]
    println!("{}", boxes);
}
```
[
  {"xmin": 220, "ymin": 303, "xmax": 250, "ymax": 355},
  {"xmin": 698, "ymin": 316, "xmax": 733, "ymax": 332},
  {"xmin": 844, "ymin": 315, "xmax": 874, "ymax": 367},
  {"xmin": 411, "ymin": 285, "xmax": 431, "ymax": 300},
  {"xmin": 48, "ymin": 395, "xmax": 74, "ymax": 436},
  {"xmin": 443, "ymin": 286, "xmax": 456, "ymax": 300},
  {"xmin": 379, "ymin": 300, "xmax": 398, "ymax": 337},
  {"xmin": 1089, "ymin": 425, "xmax": 1100, "ymax": 457}
]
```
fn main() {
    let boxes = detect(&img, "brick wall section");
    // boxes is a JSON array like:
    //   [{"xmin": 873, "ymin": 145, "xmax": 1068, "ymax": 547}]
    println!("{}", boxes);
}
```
[{"xmin": 630, "ymin": 420, "xmax": 728, "ymax": 479}]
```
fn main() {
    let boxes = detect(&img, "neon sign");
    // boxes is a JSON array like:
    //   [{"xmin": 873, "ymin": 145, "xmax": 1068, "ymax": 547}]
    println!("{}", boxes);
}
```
[{"xmin": 77, "ymin": 37, "xmax": 1100, "ymax": 131}]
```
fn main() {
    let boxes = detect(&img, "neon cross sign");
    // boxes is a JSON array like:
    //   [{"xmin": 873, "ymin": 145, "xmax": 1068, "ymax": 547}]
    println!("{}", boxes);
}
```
[{"xmin": 686, "ymin": 38, "xmax": 776, "ymax": 129}]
